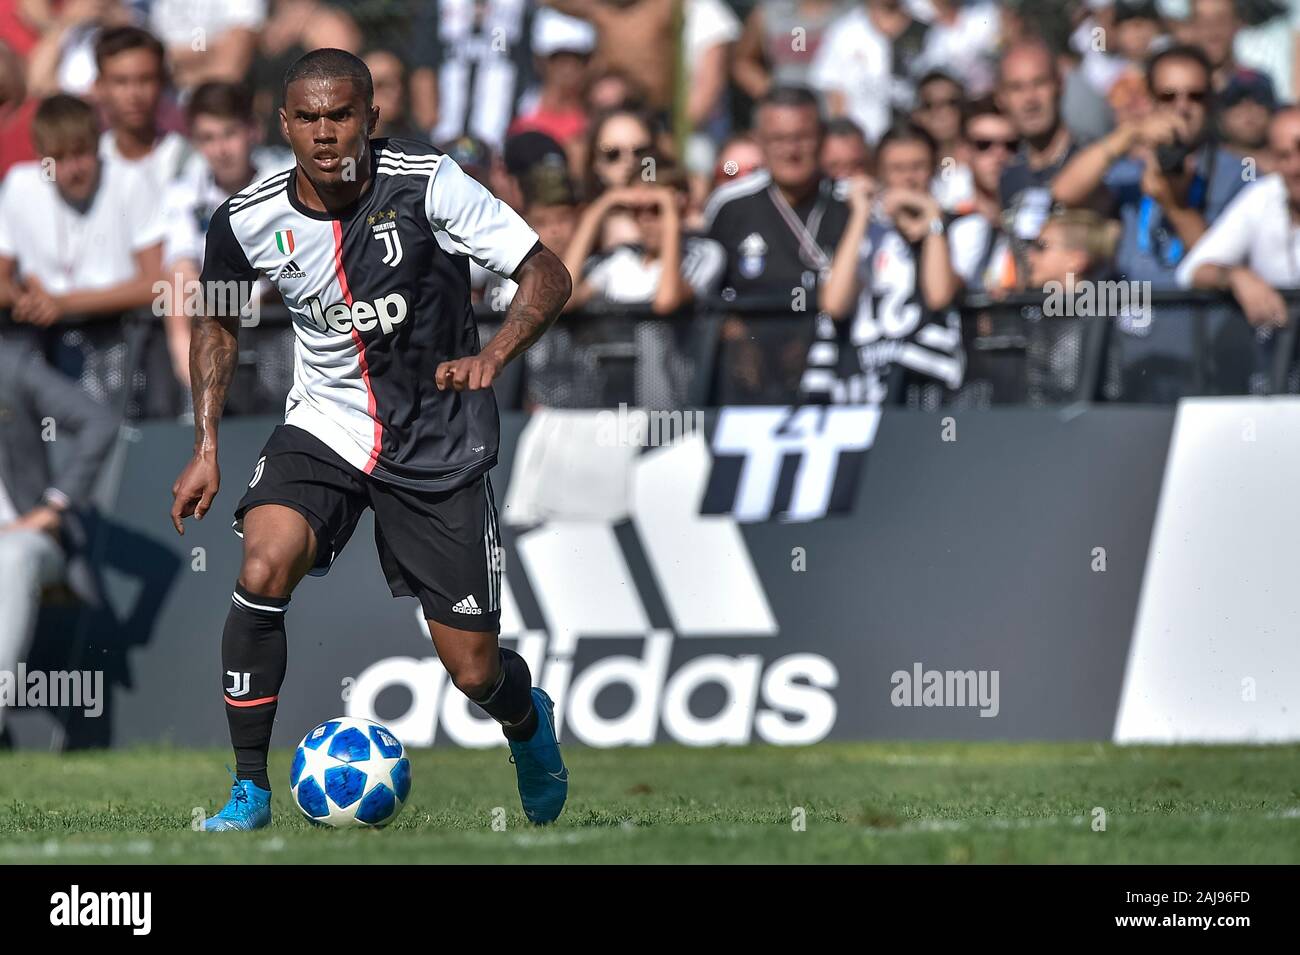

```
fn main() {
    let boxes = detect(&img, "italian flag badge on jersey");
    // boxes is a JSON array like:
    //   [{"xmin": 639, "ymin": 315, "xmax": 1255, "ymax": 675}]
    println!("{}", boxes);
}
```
[{"xmin": 274, "ymin": 229, "xmax": 295, "ymax": 255}]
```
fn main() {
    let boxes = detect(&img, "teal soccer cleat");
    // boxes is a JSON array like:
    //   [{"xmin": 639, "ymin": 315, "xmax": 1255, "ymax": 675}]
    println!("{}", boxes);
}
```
[
  {"xmin": 508, "ymin": 688, "xmax": 569, "ymax": 825},
  {"xmin": 203, "ymin": 772, "xmax": 272, "ymax": 831}
]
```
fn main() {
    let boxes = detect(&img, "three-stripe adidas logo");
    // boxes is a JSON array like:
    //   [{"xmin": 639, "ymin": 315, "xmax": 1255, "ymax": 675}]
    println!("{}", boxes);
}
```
[
  {"xmin": 452, "ymin": 595, "xmax": 483, "ymax": 615},
  {"xmin": 275, "ymin": 258, "xmax": 307, "ymax": 280}
]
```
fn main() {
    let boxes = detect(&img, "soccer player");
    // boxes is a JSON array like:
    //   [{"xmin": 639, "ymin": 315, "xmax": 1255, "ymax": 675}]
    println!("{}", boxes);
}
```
[{"xmin": 170, "ymin": 49, "xmax": 573, "ymax": 830}]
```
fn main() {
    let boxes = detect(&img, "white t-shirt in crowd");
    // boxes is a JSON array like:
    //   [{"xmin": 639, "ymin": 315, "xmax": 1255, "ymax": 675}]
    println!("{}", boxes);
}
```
[
  {"xmin": 1176, "ymin": 174, "xmax": 1300, "ymax": 290},
  {"xmin": 583, "ymin": 236, "xmax": 726, "ymax": 304},
  {"xmin": 913, "ymin": 1, "xmax": 1000, "ymax": 96},
  {"xmin": 161, "ymin": 146, "xmax": 293, "ymax": 268},
  {"xmin": 148, "ymin": 0, "xmax": 267, "ymax": 47},
  {"xmin": 809, "ymin": 7, "xmax": 897, "ymax": 144},
  {"xmin": 100, "ymin": 129, "xmax": 191, "ymax": 194},
  {"xmin": 0, "ymin": 161, "xmax": 166, "ymax": 294}
]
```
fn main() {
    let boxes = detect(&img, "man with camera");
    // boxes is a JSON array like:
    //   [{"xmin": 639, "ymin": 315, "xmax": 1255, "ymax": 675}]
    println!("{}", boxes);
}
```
[{"xmin": 1051, "ymin": 44, "xmax": 1247, "ymax": 288}]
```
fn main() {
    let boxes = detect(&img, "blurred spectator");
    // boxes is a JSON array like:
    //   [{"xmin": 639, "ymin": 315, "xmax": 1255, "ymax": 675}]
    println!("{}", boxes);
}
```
[
  {"xmin": 913, "ymin": 0, "xmax": 1001, "ymax": 97},
  {"xmin": 509, "ymin": 9, "xmax": 595, "ymax": 167},
  {"xmin": 251, "ymin": 0, "xmax": 360, "ymax": 148},
  {"xmin": 94, "ymin": 26, "xmax": 189, "ymax": 190},
  {"xmin": 714, "ymin": 132, "xmax": 766, "ymax": 187},
  {"xmin": 479, "ymin": 161, "xmax": 581, "ymax": 310},
  {"xmin": 820, "ymin": 117, "xmax": 870, "ymax": 181},
  {"xmin": 1023, "ymin": 207, "xmax": 1119, "ymax": 288},
  {"xmin": 365, "ymin": 49, "xmax": 426, "ymax": 142},
  {"xmin": 1217, "ymin": 70, "xmax": 1276, "ymax": 167},
  {"xmin": 159, "ymin": 82, "xmax": 289, "ymax": 390},
  {"xmin": 564, "ymin": 169, "xmax": 724, "ymax": 315},
  {"xmin": 544, "ymin": 0, "xmax": 677, "ymax": 113},
  {"xmin": 732, "ymin": 0, "xmax": 848, "ymax": 100},
  {"xmin": 704, "ymin": 85, "xmax": 848, "ymax": 298},
  {"xmin": 582, "ymin": 106, "xmax": 657, "ymax": 247},
  {"xmin": 811, "ymin": 0, "xmax": 930, "ymax": 145},
  {"xmin": 585, "ymin": 65, "xmax": 646, "ymax": 114},
  {"xmin": 1178, "ymin": 107, "xmax": 1300, "ymax": 327},
  {"xmin": 0, "ymin": 40, "xmax": 39, "ymax": 179},
  {"xmin": 1231, "ymin": 0, "xmax": 1299, "ymax": 104},
  {"xmin": 149, "ymin": 0, "xmax": 265, "ymax": 91},
  {"xmin": 1193, "ymin": 0, "xmax": 1275, "ymax": 98},
  {"xmin": 0, "ymin": 94, "xmax": 163, "ymax": 325},
  {"xmin": 0, "ymin": 336, "xmax": 118, "ymax": 749},
  {"xmin": 683, "ymin": 0, "xmax": 741, "ymax": 178},
  {"xmin": 814, "ymin": 122, "xmax": 963, "ymax": 404},
  {"xmin": 1103, "ymin": 1, "xmax": 1167, "ymax": 127},
  {"xmin": 412, "ymin": 0, "xmax": 536, "ymax": 150},
  {"xmin": 911, "ymin": 70, "xmax": 974, "ymax": 212},
  {"xmin": 1054, "ymin": 44, "xmax": 1248, "ymax": 286},
  {"xmin": 949, "ymin": 99, "xmax": 1019, "ymax": 295},
  {"xmin": 24, "ymin": 0, "xmax": 130, "ymax": 99},
  {"xmin": 996, "ymin": 37, "xmax": 1085, "ymax": 245}
]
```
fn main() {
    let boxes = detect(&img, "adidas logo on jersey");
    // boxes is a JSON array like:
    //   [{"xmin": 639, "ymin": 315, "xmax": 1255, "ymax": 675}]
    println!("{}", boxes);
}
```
[
  {"xmin": 275, "ymin": 259, "xmax": 307, "ymax": 280},
  {"xmin": 305, "ymin": 292, "xmax": 408, "ymax": 335},
  {"xmin": 452, "ymin": 595, "xmax": 483, "ymax": 615}
]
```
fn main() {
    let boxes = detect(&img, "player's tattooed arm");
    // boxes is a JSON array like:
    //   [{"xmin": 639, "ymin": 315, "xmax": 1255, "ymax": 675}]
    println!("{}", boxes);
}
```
[
  {"xmin": 170, "ymin": 312, "xmax": 240, "ymax": 534},
  {"xmin": 437, "ymin": 243, "xmax": 572, "ymax": 391}
]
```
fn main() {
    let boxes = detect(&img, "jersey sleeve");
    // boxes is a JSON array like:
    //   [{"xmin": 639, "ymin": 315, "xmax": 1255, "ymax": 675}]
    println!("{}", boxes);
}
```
[
  {"xmin": 199, "ymin": 201, "xmax": 258, "ymax": 286},
  {"xmin": 425, "ymin": 156, "xmax": 540, "ymax": 277}
]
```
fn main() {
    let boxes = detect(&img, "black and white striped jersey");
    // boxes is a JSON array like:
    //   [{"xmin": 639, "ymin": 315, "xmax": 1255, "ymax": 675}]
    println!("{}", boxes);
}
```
[{"xmin": 200, "ymin": 138, "xmax": 539, "ymax": 491}]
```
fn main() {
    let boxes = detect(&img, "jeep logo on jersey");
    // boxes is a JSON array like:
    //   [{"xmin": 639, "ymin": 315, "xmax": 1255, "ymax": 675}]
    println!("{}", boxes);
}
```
[{"xmin": 305, "ymin": 292, "xmax": 408, "ymax": 334}]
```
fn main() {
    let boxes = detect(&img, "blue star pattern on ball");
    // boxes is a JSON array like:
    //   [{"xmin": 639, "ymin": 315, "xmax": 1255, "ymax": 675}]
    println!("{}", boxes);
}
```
[{"xmin": 290, "ymin": 717, "xmax": 411, "ymax": 827}]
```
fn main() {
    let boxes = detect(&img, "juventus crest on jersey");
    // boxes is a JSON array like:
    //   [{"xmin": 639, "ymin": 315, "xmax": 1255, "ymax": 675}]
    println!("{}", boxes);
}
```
[{"xmin": 200, "ymin": 138, "xmax": 540, "ymax": 492}]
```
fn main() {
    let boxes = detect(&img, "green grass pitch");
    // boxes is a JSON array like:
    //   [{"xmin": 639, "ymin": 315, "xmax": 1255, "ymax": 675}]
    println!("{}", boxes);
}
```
[{"xmin": 1, "ymin": 743, "xmax": 1298, "ymax": 863}]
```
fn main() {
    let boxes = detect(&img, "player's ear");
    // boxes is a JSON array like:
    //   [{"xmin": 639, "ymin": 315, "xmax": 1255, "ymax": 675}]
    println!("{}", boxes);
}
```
[
  {"xmin": 368, "ymin": 105, "xmax": 380, "ymax": 136},
  {"xmin": 278, "ymin": 107, "xmax": 289, "ymax": 142}
]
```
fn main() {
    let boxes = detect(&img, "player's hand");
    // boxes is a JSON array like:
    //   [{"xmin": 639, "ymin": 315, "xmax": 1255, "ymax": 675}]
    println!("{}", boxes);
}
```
[
  {"xmin": 436, "ymin": 353, "xmax": 503, "ymax": 391},
  {"xmin": 171, "ymin": 452, "xmax": 221, "ymax": 535}
]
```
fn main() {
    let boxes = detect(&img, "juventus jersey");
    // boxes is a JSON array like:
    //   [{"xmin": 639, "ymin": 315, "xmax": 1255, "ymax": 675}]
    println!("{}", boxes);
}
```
[{"xmin": 200, "ymin": 138, "xmax": 540, "ymax": 491}]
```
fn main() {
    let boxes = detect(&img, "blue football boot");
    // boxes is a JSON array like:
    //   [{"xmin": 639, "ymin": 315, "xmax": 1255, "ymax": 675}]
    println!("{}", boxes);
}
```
[
  {"xmin": 202, "ymin": 769, "xmax": 272, "ymax": 831},
  {"xmin": 508, "ymin": 688, "xmax": 569, "ymax": 825}
]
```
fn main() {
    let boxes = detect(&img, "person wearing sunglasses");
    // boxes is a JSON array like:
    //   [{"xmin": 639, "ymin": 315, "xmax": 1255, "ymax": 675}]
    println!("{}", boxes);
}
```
[
  {"xmin": 911, "ymin": 70, "xmax": 974, "ymax": 214},
  {"xmin": 1053, "ymin": 44, "xmax": 1248, "ymax": 289},
  {"xmin": 580, "ymin": 106, "xmax": 659, "ymax": 250},
  {"xmin": 948, "ymin": 99, "xmax": 1019, "ymax": 297}
]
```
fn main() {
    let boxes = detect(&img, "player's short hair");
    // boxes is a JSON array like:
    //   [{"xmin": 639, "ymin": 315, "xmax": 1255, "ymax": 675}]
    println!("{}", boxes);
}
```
[
  {"xmin": 32, "ymin": 93, "xmax": 98, "ymax": 155},
  {"xmin": 94, "ymin": 25, "xmax": 165, "ymax": 72},
  {"xmin": 1146, "ymin": 43, "xmax": 1213, "ymax": 95},
  {"xmin": 186, "ymin": 81, "xmax": 254, "ymax": 126},
  {"xmin": 282, "ymin": 48, "xmax": 374, "ymax": 109}
]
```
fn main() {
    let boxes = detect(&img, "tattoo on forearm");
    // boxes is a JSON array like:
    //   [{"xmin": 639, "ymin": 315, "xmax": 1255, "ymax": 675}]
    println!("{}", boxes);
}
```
[
  {"xmin": 190, "ymin": 314, "xmax": 240, "ymax": 451},
  {"xmin": 488, "ymin": 248, "xmax": 572, "ymax": 366}
]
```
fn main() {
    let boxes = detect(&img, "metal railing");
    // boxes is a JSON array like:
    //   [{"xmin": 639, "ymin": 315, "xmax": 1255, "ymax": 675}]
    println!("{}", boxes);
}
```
[{"xmin": 5, "ymin": 288, "xmax": 1300, "ymax": 417}]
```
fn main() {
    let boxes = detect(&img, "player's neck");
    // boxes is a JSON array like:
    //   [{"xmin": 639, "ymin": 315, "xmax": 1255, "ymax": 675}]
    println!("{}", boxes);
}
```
[{"xmin": 294, "ymin": 161, "xmax": 373, "ymax": 214}]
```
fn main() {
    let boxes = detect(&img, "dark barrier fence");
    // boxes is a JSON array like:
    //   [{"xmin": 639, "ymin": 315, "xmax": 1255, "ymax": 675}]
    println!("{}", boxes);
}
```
[{"xmin": 6, "ymin": 289, "xmax": 1300, "ymax": 416}]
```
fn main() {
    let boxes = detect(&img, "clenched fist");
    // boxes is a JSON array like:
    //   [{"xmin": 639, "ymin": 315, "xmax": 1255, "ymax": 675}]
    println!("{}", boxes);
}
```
[{"xmin": 435, "ymin": 354, "xmax": 503, "ymax": 391}]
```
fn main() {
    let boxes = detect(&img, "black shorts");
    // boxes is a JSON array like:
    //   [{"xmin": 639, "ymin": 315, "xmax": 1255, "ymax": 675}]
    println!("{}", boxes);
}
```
[{"xmin": 233, "ymin": 424, "xmax": 501, "ymax": 631}]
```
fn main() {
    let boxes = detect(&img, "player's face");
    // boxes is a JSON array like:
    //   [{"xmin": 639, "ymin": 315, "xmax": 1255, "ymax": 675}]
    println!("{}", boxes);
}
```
[
  {"xmin": 280, "ymin": 77, "xmax": 378, "ymax": 187},
  {"xmin": 95, "ymin": 48, "xmax": 164, "ymax": 133},
  {"xmin": 997, "ymin": 48, "xmax": 1058, "ymax": 140},
  {"xmin": 192, "ymin": 115, "xmax": 256, "ymax": 191}
]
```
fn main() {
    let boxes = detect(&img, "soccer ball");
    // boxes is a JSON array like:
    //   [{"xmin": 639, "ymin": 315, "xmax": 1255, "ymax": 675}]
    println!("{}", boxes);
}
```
[{"xmin": 290, "ymin": 717, "xmax": 411, "ymax": 828}]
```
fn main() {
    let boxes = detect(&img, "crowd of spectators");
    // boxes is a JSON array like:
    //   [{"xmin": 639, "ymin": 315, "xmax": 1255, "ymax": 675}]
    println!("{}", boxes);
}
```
[{"xmin": 0, "ymin": 0, "xmax": 1295, "ymax": 412}]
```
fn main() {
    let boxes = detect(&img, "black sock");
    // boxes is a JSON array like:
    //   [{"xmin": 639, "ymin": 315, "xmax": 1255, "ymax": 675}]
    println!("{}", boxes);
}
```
[
  {"xmin": 472, "ymin": 648, "xmax": 538, "ymax": 741},
  {"xmin": 222, "ymin": 584, "xmax": 289, "ymax": 791}
]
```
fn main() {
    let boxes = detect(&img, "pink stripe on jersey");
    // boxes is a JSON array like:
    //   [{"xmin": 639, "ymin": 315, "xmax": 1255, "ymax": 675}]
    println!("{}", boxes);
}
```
[{"xmin": 332, "ymin": 219, "xmax": 382, "ymax": 472}]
